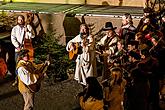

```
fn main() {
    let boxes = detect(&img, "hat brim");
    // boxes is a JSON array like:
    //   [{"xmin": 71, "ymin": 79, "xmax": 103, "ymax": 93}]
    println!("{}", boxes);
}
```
[{"xmin": 102, "ymin": 27, "xmax": 117, "ymax": 31}]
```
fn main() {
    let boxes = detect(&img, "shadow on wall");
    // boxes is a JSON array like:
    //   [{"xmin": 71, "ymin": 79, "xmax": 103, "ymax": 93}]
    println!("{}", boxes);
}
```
[
  {"xmin": 47, "ymin": 14, "xmax": 54, "ymax": 33},
  {"xmin": 102, "ymin": 1, "xmax": 109, "ymax": 6},
  {"xmin": 119, "ymin": 0, "xmax": 123, "ymax": 6},
  {"xmin": 63, "ymin": 14, "xmax": 82, "ymax": 43}
]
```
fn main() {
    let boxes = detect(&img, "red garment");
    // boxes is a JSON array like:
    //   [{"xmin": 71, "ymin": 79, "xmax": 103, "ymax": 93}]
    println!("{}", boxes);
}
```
[{"xmin": 0, "ymin": 58, "xmax": 7, "ymax": 78}]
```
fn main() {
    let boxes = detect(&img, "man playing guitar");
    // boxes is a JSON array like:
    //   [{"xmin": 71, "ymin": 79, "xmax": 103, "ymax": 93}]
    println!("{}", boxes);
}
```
[
  {"xmin": 16, "ymin": 49, "xmax": 50, "ymax": 110},
  {"xmin": 97, "ymin": 22, "xmax": 119, "ymax": 81},
  {"xmin": 66, "ymin": 24, "xmax": 97, "ymax": 86}
]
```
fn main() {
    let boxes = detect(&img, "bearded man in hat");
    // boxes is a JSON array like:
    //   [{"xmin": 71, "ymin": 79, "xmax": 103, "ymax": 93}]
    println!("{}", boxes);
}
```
[
  {"xmin": 97, "ymin": 22, "xmax": 119, "ymax": 80},
  {"xmin": 16, "ymin": 49, "xmax": 50, "ymax": 110}
]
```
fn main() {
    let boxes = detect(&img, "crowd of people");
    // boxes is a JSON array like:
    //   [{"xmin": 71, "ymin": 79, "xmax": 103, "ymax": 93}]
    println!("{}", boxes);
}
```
[{"xmin": 66, "ymin": 7, "xmax": 165, "ymax": 110}]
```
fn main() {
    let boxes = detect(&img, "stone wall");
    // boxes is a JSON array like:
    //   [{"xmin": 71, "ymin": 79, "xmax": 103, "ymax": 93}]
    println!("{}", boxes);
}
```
[{"xmin": 6, "ymin": 12, "xmax": 141, "ymax": 46}]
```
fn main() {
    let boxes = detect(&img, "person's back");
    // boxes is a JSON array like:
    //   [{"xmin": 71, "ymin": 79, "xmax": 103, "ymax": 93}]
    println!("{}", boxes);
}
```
[
  {"xmin": 103, "ymin": 67, "xmax": 126, "ymax": 110},
  {"xmin": 78, "ymin": 77, "xmax": 104, "ymax": 110}
]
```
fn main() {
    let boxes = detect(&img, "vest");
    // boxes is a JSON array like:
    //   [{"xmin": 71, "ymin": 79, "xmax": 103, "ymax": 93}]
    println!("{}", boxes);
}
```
[{"xmin": 17, "ymin": 60, "xmax": 40, "ymax": 93}]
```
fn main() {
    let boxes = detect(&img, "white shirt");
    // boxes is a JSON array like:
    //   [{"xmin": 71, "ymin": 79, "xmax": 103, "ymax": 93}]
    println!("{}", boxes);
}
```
[
  {"xmin": 11, "ymin": 25, "xmax": 35, "ymax": 52},
  {"xmin": 17, "ymin": 61, "xmax": 37, "ymax": 85}
]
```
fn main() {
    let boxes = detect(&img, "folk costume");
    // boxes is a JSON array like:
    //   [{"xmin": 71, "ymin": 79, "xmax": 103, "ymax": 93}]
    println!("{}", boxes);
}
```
[
  {"xmin": 97, "ymin": 22, "xmax": 119, "ymax": 63},
  {"xmin": 118, "ymin": 13, "xmax": 136, "ymax": 49},
  {"xmin": 17, "ymin": 49, "xmax": 47, "ymax": 110},
  {"xmin": 11, "ymin": 15, "xmax": 35, "ymax": 86},
  {"xmin": 104, "ymin": 67, "xmax": 126, "ymax": 110},
  {"xmin": 11, "ymin": 15, "xmax": 35, "ymax": 62},
  {"xmin": 66, "ymin": 25, "xmax": 96, "ymax": 86},
  {"xmin": 97, "ymin": 22, "xmax": 119, "ymax": 81}
]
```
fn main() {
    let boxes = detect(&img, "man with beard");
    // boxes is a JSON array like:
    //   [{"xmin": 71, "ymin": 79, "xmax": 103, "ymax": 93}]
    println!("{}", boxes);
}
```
[
  {"xmin": 66, "ymin": 24, "xmax": 97, "ymax": 86},
  {"xmin": 11, "ymin": 15, "xmax": 35, "ymax": 86},
  {"xmin": 97, "ymin": 22, "xmax": 119, "ymax": 81}
]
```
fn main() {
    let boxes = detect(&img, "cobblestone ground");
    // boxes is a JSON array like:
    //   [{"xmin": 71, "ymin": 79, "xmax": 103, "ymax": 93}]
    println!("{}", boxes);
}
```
[
  {"xmin": 0, "ymin": 78, "xmax": 83, "ymax": 110},
  {"xmin": 0, "ymin": 77, "xmax": 165, "ymax": 110}
]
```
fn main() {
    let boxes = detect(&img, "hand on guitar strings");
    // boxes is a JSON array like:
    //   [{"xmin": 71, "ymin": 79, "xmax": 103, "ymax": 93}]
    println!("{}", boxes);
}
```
[
  {"xmin": 16, "ymin": 47, "xmax": 21, "ymax": 52},
  {"xmin": 69, "ymin": 43, "xmax": 75, "ymax": 51}
]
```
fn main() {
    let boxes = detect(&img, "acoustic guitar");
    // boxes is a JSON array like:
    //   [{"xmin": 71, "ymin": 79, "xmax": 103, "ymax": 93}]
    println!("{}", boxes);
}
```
[
  {"xmin": 69, "ymin": 42, "xmax": 82, "ymax": 60},
  {"xmin": 24, "ymin": 38, "xmax": 34, "ymax": 61},
  {"xmin": 27, "ymin": 55, "xmax": 50, "ymax": 92},
  {"xmin": 27, "ymin": 63, "xmax": 49, "ymax": 92},
  {"xmin": 23, "ymin": 14, "xmax": 34, "ymax": 61}
]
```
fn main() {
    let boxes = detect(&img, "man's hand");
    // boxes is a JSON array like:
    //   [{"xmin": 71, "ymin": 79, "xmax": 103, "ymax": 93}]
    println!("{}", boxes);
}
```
[
  {"xmin": 69, "ymin": 43, "xmax": 75, "ymax": 51},
  {"xmin": 101, "ymin": 50, "xmax": 109, "ymax": 56},
  {"xmin": 16, "ymin": 47, "xmax": 21, "ymax": 51}
]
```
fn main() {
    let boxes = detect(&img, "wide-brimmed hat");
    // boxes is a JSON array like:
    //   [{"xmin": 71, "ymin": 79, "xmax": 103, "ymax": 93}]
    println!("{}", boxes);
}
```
[{"xmin": 102, "ymin": 22, "xmax": 117, "ymax": 31}]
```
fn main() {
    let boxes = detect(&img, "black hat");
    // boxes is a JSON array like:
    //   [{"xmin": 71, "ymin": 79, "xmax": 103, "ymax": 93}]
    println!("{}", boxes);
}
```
[
  {"xmin": 102, "ymin": 22, "xmax": 117, "ymax": 31},
  {"xmin": 19, "ymin": 49, "xmax": 29, "ymax": 57}
]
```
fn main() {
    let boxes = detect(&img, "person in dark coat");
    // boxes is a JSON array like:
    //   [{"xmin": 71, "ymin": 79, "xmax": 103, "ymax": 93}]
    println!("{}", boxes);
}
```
[
  {"xmin": 123, "ymin": 50, "xmax": 141, "ymax": 110},
  {"xmin": 138, "ymin": 48, "xmax": 160, "ymax": 110}
]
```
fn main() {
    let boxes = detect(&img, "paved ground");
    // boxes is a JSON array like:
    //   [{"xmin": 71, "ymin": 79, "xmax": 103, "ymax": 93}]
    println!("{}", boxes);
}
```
[
  {"xmin": 0, "ymin": 76, "xmax": 165, "ymax": 110},
  {"xmin": 0, "ymin": 77, "xmax": 83, "ymax": 110}
]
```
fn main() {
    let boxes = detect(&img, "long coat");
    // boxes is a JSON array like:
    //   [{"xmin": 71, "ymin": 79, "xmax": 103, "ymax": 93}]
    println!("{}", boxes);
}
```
[
  {"xmin": 104, "ymin": 78, "xmax": 126, "ymax": 110},
  {"xmin": 66, "ymin": 34, "xmax": 97, "ymax": 85}
]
